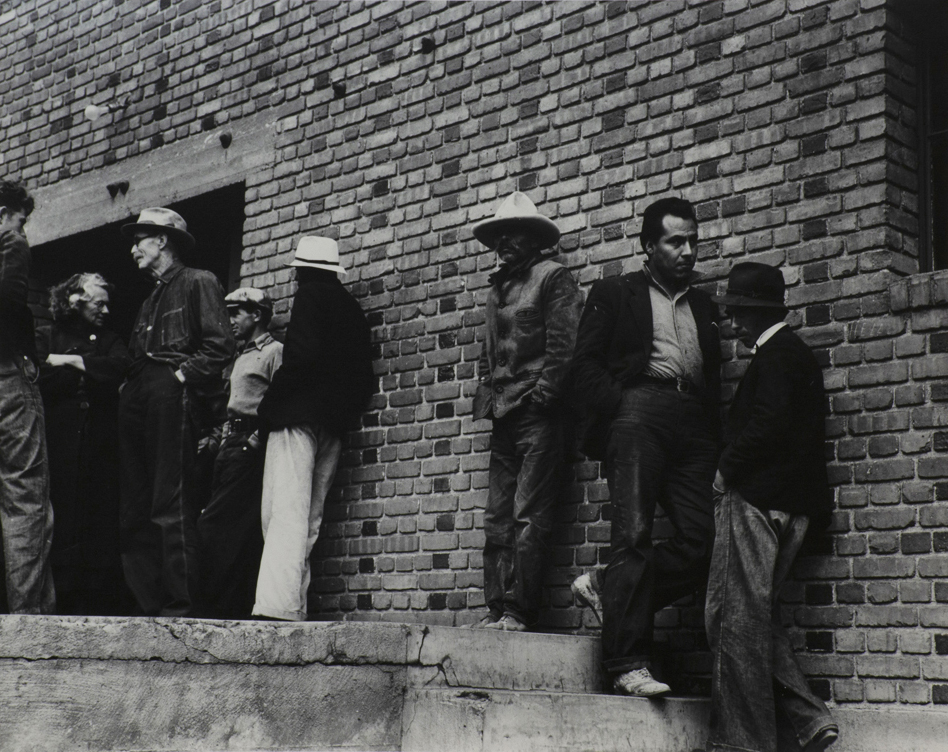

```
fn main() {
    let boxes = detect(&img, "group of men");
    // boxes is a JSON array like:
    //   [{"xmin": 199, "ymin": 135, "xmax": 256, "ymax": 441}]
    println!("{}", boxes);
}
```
[
  {"xmin": 0, "ymin": 187, "xmax": 374, "ymax": 625},
  {"xmin": 471, "ymin": 192, "xmax": 838, "ymax": 752}
]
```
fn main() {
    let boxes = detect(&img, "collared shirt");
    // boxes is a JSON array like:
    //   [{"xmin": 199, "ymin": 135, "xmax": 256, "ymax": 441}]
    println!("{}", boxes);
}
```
[
  {"xmin": 752, "ymin": 321, "xmax": 788, "ymax": 353},
  {"xmin": 227, "ymin": 332, "xmax": 283, "ymax": 418},
  {"xmin": 128, "ymin": 261, "xmax": 234, "ymax": 383},
  {"xmin": 641, "ymin": 264, "xmax": 704, "ymax": 387}
]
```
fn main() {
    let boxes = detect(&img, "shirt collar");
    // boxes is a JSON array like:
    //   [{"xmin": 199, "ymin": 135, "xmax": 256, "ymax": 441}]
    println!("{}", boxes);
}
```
[
  {"xmin": 243, "ymin": 332, "xmax": 275, "ymax": 353},
  {"xmin": 488, "ymin": 253, "xmax": 543, "ymax": 287},
  {"xmin": 642, "ymin": 263, "xmax": 701, "ymax": 300},
  {"xmin": 156, "ymin": 261, "xmax": 186, "ymax": 286},
  {"xmin": 752, "ymin": 321, "xmax": 788, "ymax": 353}
]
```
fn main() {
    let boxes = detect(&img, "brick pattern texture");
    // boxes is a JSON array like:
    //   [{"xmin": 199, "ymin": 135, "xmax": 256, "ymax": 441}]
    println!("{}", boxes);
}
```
[{"xmin": 3, "ymin": 0, "xmax": 948, "ymax": 706}]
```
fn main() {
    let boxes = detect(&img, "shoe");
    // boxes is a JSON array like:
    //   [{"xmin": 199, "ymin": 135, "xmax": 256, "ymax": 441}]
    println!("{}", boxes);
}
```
[
  {"xmin": 483, "ymin": 614, "xmax": 527, "ymax": 632},
  {"xmin": 613, "ymin": 668, "xmax": 671, "ymax": 697},
  {"xmin": 461, "ymin": 614, "xmax": 500, "ymax": 629},
  {"xmin": 571, "ymin": 572, "xmax": 603, "ymax": 625},
  {"xmin": 807, "ymin": 727, "xmax": 838, "ymax": 751}
]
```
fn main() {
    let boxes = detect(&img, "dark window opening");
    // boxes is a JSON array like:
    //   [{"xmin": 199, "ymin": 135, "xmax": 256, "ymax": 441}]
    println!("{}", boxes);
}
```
[
  {"xmin": 912, "ymin": 1, "xmax": 948, "ymax": 272},
  {"xmin": 30, "ymin": 183, "xmax": 245, "ymax": 343}
]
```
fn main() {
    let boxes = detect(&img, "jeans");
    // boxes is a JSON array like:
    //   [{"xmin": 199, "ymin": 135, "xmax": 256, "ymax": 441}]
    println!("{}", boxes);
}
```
[
  {"xmin": 118, "ymin": 364, "xmax": 201, "ymax": 617},
  {"xmin": 602, "ymin": 385, "xmax": 717, "ymax": 674},
  {"xmin": 253, "ymin": 424, "xmax": 342, "ymax": 621},
  {"xmin": 483, "ymin": 401, "xmax": 563, "ymax": 627},
  {"xmin": 705, "ymin": 489, "xmax": 836, "ymax": 752},
  {"xmin": 0, "ymin": 356, "xmax": 55, "ymax": 614},
  {"xmin": 197, "ymin": 430, "xmax": 265, "ymax": 619}
]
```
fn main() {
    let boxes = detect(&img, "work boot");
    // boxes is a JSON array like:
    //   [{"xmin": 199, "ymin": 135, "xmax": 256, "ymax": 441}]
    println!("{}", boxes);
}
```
[
  {"xmin": 483, "ymin": 614, "xmax": 527, "ymax": 632},
  {"xmin": 570, "ymin": 572, "xmax": 603, "ymax": 625},
  {"xmin": 613, "ymin": 668, "xmax": 671, "ymax": 697},
  {"xmin": 461, "ymin": 613, "xmax": 500, "ymax": 629},
  {"xmin": 806, "ymin": 727, "xmax": 839, "ymax": 751}
]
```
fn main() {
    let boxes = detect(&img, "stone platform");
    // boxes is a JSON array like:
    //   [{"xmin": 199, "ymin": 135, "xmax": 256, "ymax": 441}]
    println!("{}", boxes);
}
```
[{"xmin": 0, "ymin": 616, "xmax": 944, "ymax": 751}]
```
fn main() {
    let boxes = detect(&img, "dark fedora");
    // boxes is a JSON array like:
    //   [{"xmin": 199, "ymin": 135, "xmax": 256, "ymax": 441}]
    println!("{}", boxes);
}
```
[{"xmin": 712, "ymin": 262, "xmax": 787, "ymax": 309}]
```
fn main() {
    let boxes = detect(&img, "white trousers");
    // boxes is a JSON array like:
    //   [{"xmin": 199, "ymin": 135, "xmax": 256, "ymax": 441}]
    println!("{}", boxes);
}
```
[{"xmin": 252, "ymin": 424, "xmax": 342, "ymax": 621}]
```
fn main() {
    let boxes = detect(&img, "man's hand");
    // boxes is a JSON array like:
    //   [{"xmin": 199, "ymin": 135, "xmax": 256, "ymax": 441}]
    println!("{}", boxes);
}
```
[
  {"xmin": 46, "ymin": 353, "xmax": 85, "ymax": 371},
  {"xmin": 713, "ymin": 469, "xmax": 727, "ymax": 494}
]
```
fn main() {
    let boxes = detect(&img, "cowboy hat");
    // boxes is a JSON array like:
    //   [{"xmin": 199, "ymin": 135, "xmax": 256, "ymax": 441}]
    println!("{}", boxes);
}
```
[
  {"xmin": 121, "ymin": 207, "xmax": 195, "ymax": 250},
  {"xmin": 472, "ymin": 191, "xmax": 561, "ymax": 250}
]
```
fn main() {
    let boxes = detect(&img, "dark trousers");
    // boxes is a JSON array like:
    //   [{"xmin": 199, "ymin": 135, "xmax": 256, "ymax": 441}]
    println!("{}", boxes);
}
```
[
  {"xmin": 118, "ymin": 364, "xmax": 200, "ymax": 617},
  {"xmin": 197, "ymin": 430, "xmax": 265, "ymax": 619},
  {"xmin": 483, "ymin": 401, "xmax": 562, "ymax": 627},
  {"xmin": 602, "ymin": 385, "xmax": 717, "ymax": 675},
  {"xmin": 706, "ymin": 489, "xmax": 836, "ymax": 752}
]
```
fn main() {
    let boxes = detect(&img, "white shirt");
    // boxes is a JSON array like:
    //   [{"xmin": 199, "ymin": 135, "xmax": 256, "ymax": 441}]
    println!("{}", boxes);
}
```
[{"xmin": 752, "ymin": 321, "xmax": 788, "ymax": 353}]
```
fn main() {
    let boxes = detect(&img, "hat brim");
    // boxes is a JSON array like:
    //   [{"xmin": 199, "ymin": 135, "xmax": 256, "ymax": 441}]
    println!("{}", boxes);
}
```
[
  {"xmin": 121, "ymin": 222, "xmax": 196, "ymax": 250},
  {"xmin": 711, "ymin": 293, "xmax": 787, "ymax": 309},
  {"xmin": 472, "ymin": 216, "xmax": 561, "ymax": 250},
  {"xmin": 288, "ymin": 259, "xmax": 347, "ymax": 276}
]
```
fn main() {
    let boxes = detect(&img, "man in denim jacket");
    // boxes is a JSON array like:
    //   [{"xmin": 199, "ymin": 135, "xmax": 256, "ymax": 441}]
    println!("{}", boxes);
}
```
[{"xmin": 470, "ymin": 192, "xmax": 582, "ymax": 632}]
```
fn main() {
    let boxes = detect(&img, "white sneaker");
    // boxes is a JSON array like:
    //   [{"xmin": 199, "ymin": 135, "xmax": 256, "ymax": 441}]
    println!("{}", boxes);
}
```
[
  {"xmin": 613, "ymin": 668, "xmax": 671, "ymax": 697},
  {"xmin": 571, "ymin": 573, "xmax": 603, "ymax": 625}
]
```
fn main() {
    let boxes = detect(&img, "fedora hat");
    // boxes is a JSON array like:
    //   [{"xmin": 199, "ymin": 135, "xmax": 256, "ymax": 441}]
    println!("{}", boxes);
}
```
[
  {"xmin": 121, "ymin": 207, "xmax": 195, "ymax": 250},
  {"xmin": 287, "ymin": 236, "xmax": 347, "ymax": 276},
  {"xmin": 472, "ymin": 191, "xmax": 561, "ymax": 250},
  {"xmin": 712, "ymin": 262, "xmax": 787, "ymax": 309}
]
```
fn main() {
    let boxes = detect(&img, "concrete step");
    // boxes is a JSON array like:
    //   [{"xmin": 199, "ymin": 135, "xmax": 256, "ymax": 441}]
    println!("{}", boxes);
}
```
[{"xmin": 1, "ymin": 616, "xmax": 945, "ymax": 752}]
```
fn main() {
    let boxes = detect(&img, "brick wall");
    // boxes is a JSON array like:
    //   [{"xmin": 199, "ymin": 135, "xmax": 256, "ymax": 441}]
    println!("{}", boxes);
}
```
[{"xmin": 3, "ymin": 0, "xmax": 948, "ymax": 706}]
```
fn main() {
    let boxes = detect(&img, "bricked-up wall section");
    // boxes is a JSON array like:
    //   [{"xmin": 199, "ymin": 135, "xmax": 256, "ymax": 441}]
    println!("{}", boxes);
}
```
[{"xmin": 3, "ymin": 0, "xmax": 948, "ymax": 705}]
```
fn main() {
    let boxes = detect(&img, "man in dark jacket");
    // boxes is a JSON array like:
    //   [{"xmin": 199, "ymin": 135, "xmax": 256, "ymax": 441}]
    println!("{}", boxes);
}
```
[
  {"xmin": 0, "ymin": 179, "xmax": 55, "ymax": 614},
  {"xmin": 572, "ymin": 197, "xmax": 720, "ymax": 696},
  {"xmin": 469, "ymin": 191, "xmax": 582, "ymax": 632},
  {"xmin": 252, "ymin": 236, "xmax": 374, "ymax": 621},
  {"xmin": 705, "ymin": 262, "xmax": 837, "ymax": 752},
  {"xmin": 119, "ymin": 207, "xmax": 234, "ymax": 617}
]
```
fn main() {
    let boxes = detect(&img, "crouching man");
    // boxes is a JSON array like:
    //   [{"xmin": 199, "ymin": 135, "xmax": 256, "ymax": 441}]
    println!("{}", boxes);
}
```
[{"xmin": 705, "ymin": 262, "xmax": 837, "ymax": 752}]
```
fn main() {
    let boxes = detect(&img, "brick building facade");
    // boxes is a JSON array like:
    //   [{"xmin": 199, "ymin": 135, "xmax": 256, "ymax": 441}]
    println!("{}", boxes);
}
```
[{"xmin": 3, "ymin": 0, "xmax": 948, "ymax": 709}]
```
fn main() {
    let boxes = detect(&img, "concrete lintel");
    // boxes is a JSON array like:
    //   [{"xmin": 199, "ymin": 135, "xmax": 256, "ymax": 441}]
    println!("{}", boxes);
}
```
[{"xmin": 27, "ymin": 111, "xmax": 278, "ymax": 247}]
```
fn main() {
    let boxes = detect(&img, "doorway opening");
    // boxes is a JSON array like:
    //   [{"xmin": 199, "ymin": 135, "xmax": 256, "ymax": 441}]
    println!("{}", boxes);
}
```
[{"xmin": 30, "ymin": 182, "xmax": 246, "ymax": 342}]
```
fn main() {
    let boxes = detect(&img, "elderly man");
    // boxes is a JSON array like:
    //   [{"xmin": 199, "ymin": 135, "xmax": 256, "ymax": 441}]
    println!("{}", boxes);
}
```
[
  {"xmin": 118, "ymin": 207, "xmax": 234, "ymax": 617},
  {"xmin": 573, "ymin": 197, "xmax": 720, "ymax": 695},
  {"xmin": 705, "ymin": 263, "xmax": 837, "ymax": 752},
  {"xmin": 0, "ymin": 180, "xmax": 55, "ymax": 614},
  {"xmin": 470, "ymin": 191, "xmax": 582, "ymax": 632},
  {"xmin": 198, "ymin": 287, "xmax": 282, "ymax": 619},
  {"xmin": 253, "ymin": 236, "xmax": 374, "ymax": 622}
]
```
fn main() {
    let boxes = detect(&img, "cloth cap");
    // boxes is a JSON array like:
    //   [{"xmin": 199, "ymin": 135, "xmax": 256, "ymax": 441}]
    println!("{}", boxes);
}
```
[
  {"xmin": 121, "ymin": 207, "xmax": 195, "ymax": 250},
  {"xmin": 472, "ymin": 191, "xmax": 561, "ymax": 250},
  {"xmin": 712, "ymin": 262, "xmax": 788, "ymax": 309},
  {"xmin": 225, "ymin": 287, "xmax": 273, "ymax": 313},
  {"xmin": 287, "ymin": 236, "xmax": 346, "ymax": 276}
]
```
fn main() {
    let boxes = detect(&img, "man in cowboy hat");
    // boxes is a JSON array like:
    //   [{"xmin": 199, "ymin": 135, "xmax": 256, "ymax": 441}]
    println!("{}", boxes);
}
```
[
  {"xmin": 118, "ymin": 207, "xmax": 234, "ymax": 617},
  {"xmin": 197, "ymin": 287, "xmax": 282, "ymax": 618},
  {"xmin": 0, "ymin": 179, "xmax": 56, "ymax": 614},
  {"xmin": 469, "ymin": 191, "xmax": 582, "ymax": 632},
  {"xmin": 251, "ymin": 236, "xmax": 374, "ymax": 621},
  {"xmin": 705, "ymin": 262, "xmax": 837, "ymax": 752},
  {"xmin": 572, "ymin": 196, "xmax": 720, "ymax": 696}
]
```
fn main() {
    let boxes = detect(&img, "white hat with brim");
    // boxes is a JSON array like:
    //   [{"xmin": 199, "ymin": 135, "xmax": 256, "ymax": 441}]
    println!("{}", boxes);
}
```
[
  {"xmin": 472, "ymin": 191, "xmax": 561, "ymax": 250},
  {"xmin": 287, "ymin": 236, "xmax": 347, "ymax": 276},
  {"xmin": 121, "ymin": 207, "xmax": 195, "ymax": 251}
]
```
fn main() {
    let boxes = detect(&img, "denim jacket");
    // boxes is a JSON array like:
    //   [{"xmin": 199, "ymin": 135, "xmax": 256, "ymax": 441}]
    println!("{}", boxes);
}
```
[{"xmin": 474, "ymin": 257, "xmax": 582, "ymax": 420}]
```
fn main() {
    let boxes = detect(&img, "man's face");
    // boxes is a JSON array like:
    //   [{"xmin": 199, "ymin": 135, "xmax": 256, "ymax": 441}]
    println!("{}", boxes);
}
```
[
  {"xmin": 0, "ymin": 206, "xmax": 28, "ymax": 236},
  {"xmin": 130, "ymin": 232, "xmax": 166, "ymax": 274},
  {"xmin": 646, "ymin": 214, "xmax": 698, "ymax": 291},
  {"xmin": 229, "ymin": 306, "xmax": 259, "ymax": 341},
  {"xmin": 728, "ymin": 307, "xmax": 765, "ymax": 349},
  {"xmin": 494, "ymin": 230, "xmax": 537, "ymax": 266},
  {"xmin": 79, "ymin": 283, "xmax": 110, "ymax": 328}
]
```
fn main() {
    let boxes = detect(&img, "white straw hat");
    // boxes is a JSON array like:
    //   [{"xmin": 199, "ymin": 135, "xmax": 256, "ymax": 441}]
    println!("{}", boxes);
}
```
[
  {"xmin": 472, "ymin": 191, "xmax": 561, "ymax": 250},
  {"xmin": 287, "ymin": 236, "xmax": 346, "ymax": 276}
]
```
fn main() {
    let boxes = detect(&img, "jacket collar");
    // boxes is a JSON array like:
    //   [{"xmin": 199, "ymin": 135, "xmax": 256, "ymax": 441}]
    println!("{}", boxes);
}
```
[
  {"xmin": 156, "ymin": 261, "xmax": 186, "ymax": 286},
  {"xmin": 488, "ymin": 253, "xmax": 543, "ymax": 287}
]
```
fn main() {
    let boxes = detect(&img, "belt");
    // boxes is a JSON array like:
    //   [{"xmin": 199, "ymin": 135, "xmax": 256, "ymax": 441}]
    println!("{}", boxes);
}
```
[
  {"xmin": 223, "ymin": 416, "xmax": 259, "ymax": 435},
  {"xmin": 630, "ymin": 374, "xmax": 699, "ymax": 394}
]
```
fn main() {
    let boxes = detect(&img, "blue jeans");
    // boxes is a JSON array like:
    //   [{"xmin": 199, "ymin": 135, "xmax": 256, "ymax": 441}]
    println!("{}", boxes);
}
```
[
  {"xmin": 602, "ymin": 385, "xmax": 717, "ymax": 674},
  {"xmin": 0, "ymin": 356, "xmax": 55, "ymax": 613},
  {"xmin": 483, "ymin": 402, "xmax": 563, "ymax": 627},
  {"xmin": 705, "ymin": 489, "xmax": 836, "ymax": 752}
]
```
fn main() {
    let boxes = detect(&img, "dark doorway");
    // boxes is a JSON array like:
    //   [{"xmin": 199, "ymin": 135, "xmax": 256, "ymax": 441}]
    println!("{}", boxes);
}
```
[{"xmin": 30, "ymin": 182, "xmax": 246, "ymax": 342}]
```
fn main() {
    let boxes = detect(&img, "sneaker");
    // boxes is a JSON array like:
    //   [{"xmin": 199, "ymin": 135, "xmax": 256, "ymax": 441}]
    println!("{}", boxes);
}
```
[
  {"xmin": 461, "ymin": 614, "xmax": 500, "ymax": 629},
  {"xmin": 807, "ymin": 727, "xmax": 838, "ymax": 751},
  {"xmin": 483, "ymin": 614, "xmax": 527, "ymax": 632},
  {"xmin": 613, "ymin": 668, "xmax": 671, "ymax": 697},
  {"xmin": 571, "ymin": 573, "xmax": 603, "ymax": 625}
]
